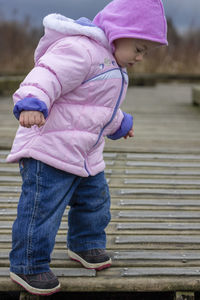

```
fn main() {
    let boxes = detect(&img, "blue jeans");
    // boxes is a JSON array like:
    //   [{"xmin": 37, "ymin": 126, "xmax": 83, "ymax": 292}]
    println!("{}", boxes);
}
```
[{"xmin": 10, "ymin": 158, "xmax": 111, "ymax": 274}]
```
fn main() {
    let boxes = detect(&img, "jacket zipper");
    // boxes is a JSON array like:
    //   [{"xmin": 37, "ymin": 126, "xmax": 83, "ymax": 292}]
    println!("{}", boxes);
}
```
[
  {"xmin": 84, "ymin": 68, "xmax": 125, "ymax": 175},
  {"xmin": 92, "ymin": 68, "xmax": 125, "ymax": 148}
]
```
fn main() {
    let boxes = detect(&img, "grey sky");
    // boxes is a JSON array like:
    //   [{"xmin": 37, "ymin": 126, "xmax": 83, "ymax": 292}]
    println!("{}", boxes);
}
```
[{"xmin": 0, "ymin": 0, "xmax": 200, "ymax": 33}]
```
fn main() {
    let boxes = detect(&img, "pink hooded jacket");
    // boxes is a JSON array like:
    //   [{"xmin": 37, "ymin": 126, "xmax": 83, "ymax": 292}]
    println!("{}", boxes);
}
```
[{"xmin": 7, "ymin": 0, "xmax": 168, "ymax": 177}]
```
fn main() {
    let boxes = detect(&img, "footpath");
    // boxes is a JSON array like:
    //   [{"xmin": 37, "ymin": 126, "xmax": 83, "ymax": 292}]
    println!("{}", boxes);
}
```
[{"xmin": 0, "ymin": 83, "xmax": 200, "ymax": 299}]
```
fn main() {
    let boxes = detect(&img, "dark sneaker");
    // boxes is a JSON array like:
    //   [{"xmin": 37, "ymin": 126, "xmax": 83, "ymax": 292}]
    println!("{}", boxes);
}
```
[
  {"xmin": 68, "ymin": 249, "xmax": 112, "ymax": 270},
  {"xmin": 10, "ymin": 270, "xmax": 60, "ymax": 295}
]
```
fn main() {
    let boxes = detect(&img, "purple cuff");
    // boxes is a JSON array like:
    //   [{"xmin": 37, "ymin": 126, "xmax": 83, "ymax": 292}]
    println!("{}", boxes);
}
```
[
  {"xmin": 13, "ymin": 97, "xmax": 48, "ymax": 120},
  {"xmin": 107, "ymin": 112, "xmax": 133, "ymax": 140}
]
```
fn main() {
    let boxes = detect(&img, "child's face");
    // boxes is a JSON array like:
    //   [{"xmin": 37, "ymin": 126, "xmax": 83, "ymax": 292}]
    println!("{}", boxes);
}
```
[{"xmin": 113, "ymin": 38, "xmax": 159, "ymax": 68}]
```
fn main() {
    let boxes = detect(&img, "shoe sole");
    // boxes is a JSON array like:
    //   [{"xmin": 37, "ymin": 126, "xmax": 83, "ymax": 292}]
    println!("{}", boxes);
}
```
[
  {"xmin": 10, "ymin": 272, "xmax": 61, "ymax": 296},
  {"xmin": 68, "ymin": 249, "xmax": 112, "ymax": 270}
]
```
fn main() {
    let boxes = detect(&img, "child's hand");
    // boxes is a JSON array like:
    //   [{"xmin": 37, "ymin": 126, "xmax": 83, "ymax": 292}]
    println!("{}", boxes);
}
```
[
  {"xmin": 19, "ymin": 111, "xmax": 46, "ymax": 128},
  {"xmin": 124, "ymin": 128, "xmax": 134, "ymax": 139}
]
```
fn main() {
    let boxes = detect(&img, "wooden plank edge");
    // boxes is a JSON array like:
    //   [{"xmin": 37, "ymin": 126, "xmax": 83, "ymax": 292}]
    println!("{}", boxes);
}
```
[{"xmin": 1, "ymin": 276, "xmax": 200, "ymax": 292}]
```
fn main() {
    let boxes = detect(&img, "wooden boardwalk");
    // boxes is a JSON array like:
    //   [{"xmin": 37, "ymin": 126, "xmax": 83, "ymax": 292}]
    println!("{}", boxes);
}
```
[{"xmin": 0, "ymin": 83, "xmax": 200, "ymax": 296}]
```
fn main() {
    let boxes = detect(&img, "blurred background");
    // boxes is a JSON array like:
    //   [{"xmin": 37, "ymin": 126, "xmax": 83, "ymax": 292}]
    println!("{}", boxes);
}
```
[{"xmin": 0, "ymin": 0, "xmax": 200, "ymax": 76}]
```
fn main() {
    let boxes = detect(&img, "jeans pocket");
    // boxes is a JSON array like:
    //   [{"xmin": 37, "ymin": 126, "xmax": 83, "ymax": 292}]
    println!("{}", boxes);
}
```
[
  {"xmin": 19, "ymin": 158, "xmax": 29, "ymax": 179},
  {"xmin": 19, "ymin": 158, "xmax": 25, "ymax": 173}
]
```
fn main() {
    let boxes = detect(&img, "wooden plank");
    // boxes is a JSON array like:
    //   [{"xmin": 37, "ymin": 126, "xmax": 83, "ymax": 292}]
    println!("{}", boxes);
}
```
[
  {"xmin": 118, "ymin": 210, "xmax": 200, "ymax": 219},
  {"xmin": 125, "ymin": 169, "xmax": 200, "ymax": 176},
  {"xmin": 115, "ymin": 236, "xmax": 200, "ymax": 244},
  {"xmin": 117, "ymin": 223, "xmax": 200, "ymax": 230},
  {"xmin": 0, "ymin": 197, "xmax": 19, "ymax": 203},
  {"xmin": 126, "ymin": 161, "xmax": 200, "ymax": 168},
  {"xmin": 0, "ymin": 176, "xmax": 21, "ymax": 183},
  {"xmin": 0, "ymin": 159, "xmax": 7, "ymax": 163},
  {"xmin": 119, "ymin": 199, "xmax": 200, "ymax": 207},
  {"xmin": 0, "ymin": 237, "xmax": 196, "ymax": 250},
  {"xmin": 103, "ymin": 153, "xmax": 117, "ymax": 158},
  {"xmin": 0, "ymin": 251, "xmax": 9, "ymax": 258},
  {"xmin": 1, "ymin": 274, "xmax": 200, "ymax": 292},
  {"xmin": 0, "ymin": 186, "xmax": 21, "ymax": 193},
  {"xmin": 0, "ymin": 268, "xmax": 96, "ymax": 277},
  {"xmin": 113, "ymin": 250, "xmax": 200, "ymax": 261},
  {"xmin": 3, "ymin": 208, "xmax": 200, "ymax": 220},
  {"xmin": 2, "ymin": 208, "xmax": 200, "ymax": 221},
  {"xmin": 6, "ymin": 233, "xmax": 200, "ymax": 245},
  {"xmin": 2, "ymin": 249, "xmax": 200, "ymax": 264},
  {"xmin": 122, "ymin": 267, "xmax": 200, "ymax": 277},
  {"xmin": 126, "ymin": 154, "xmax": 200, "ymax": 160},
  {"xmin": 0, "ymin": 151, "xmax": 9, "ymax": 155},
  {"xmin": 117, "ymin": 189, "xmax": 200, "ymax": 196},
  {"xmin": 105, "ymin": 169, "xmax": 113, "ymax": 175},
  {"xmin": 105, "ymin": 161, "xmax": 115, "ymax": 166},
  {"xmin": 3, "ymin": 177, "xmax": 200, "ymax": 187},
  {"xmin": 52, "ymin": 268, "xmax": 96, "ymax": 277},
  {"xmin": 124, "ymin": 179, "xmax": 200, "ymax": 186},
  {"xmin": 105, "ymin": 153, "xmax": 200, "ymax": 161},
  {"xmin": 0, "ymin": 250, "xmax": 198, "ymax": 264},
  {"xmin": 1, "ymin": 220, "xmax": 199, "ymax": 233},
  {"xmin": 0, "ymin": 235, "xmax": 12, "ymax": 242},
  {"xmin": 0, "ymin": 166, "xmax": 19, "ymax": 175},
  {"xmin": 0, "ymin": 208, "xmax": 67, "ymax": 217},
  {"xmin": 46, "ymin": 235, "xmax": 200, "ymax": 245},
  {"xmin": 0, "ymin": 221, "xmax": 68, "ymax": 230},
  {"xmin": 0, "ymin": 209, "xmax": 17, "ymax": 216},
  {"xmin": 2, "ymin": 196, "xmax": 200, "ymax": 209},
  {"xmin": 1, "ymin": 221, "xmax": 200, "ymax": 235},
  {"xmin": 0, "ymin": 221, "xmax": 13, "ymax": 229}
]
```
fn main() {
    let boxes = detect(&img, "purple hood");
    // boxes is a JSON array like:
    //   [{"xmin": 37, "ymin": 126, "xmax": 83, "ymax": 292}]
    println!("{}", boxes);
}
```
[{"xmin": 93, "ymin": 0, "xmax": 168, "ymax": 49}]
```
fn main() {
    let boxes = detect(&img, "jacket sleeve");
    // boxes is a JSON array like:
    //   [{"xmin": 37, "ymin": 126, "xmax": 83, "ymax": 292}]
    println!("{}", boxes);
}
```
[
  {"xmin": 13, "ymin": 37, "xmax": 91, "ymax": 119},
  {"xmin": 107, "ymin": 111, "xmax": 133, "ymax": 140}
]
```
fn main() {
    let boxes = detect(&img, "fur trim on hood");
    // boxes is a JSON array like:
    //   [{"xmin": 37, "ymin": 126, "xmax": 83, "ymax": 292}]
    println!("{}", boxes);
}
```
[{"xmin": 34, "ymin": 14, "xmax": 110, "ymax": 62}]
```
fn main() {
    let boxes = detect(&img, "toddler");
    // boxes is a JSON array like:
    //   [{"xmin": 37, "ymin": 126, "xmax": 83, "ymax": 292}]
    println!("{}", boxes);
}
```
[{"xmin": 7, "ymin": 0, "xmax": 168, "ymax": 295}]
